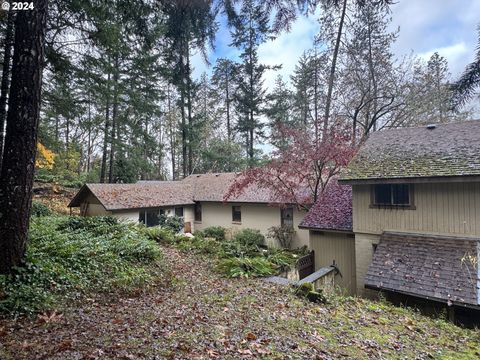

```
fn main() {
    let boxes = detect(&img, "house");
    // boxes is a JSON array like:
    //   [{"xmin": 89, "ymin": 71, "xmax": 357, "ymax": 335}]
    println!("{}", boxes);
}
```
[
  {"xmin": 68, "ymin": 172, "xmax": 310, "ymax": 249},
  {"xmin": 303, "ymin": 121, "xmax": 479, "ymax": 316}
]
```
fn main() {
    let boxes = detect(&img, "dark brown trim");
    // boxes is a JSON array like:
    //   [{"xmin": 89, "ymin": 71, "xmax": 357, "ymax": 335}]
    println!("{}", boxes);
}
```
[
  {"xmin": 106, "ymin": 204, "xmax": 195, "ymax": 212},
  {"xmin": 369, "ymin": 183, "xmax": 416, "ymax": 210},
  {"xmin": 339, "ymin": 175, "xmax": 480, "ymax": 185},
  {"xmin": 68, "ymin": 185, "xmax": 108, "ymax": 212},
  {"xmin": 298, "ymin": 226, "xmax": 354, "ymax": 234},
  {"xmin": 365, "ymin": 285, "xmax": 480, "ymax": 310},
  {"xmin": 67, "ymin": 184, "xmax": 89, "ymax": 207}
]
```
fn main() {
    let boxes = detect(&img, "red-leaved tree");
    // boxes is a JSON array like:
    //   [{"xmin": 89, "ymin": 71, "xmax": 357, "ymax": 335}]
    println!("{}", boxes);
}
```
[{"xmin": 225, "ymin": 123, "xmax": 358, "ymax": 210}]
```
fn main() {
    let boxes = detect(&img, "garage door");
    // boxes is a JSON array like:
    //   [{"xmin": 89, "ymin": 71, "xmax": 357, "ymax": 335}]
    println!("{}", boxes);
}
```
[{"xmin": 310, "ymin": 231, "xmax": 356, "ymax": 295}]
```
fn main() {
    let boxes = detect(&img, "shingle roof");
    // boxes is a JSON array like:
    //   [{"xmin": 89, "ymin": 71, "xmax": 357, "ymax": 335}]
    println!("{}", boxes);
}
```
[
  {"xmin": 69, "ymin": 172, "xmax": 278, "ymax": 210},
  {"xmin": 365, "ymin": 232, "xmax": 480, "ymax": 307},
  {"xmin": 340, "ymin": 120, "xmax": 480, "ymax": 182},
  {"xmin": 183, "ymin": 172, "xmax": 276, "ymax": 203},
  {"xmin": 69, "ymin": 182, "xmax": 195, "ymax": 211},
  {"xmin": 299, "ymin": 179, "xmax": 352, "ymax": 231}
]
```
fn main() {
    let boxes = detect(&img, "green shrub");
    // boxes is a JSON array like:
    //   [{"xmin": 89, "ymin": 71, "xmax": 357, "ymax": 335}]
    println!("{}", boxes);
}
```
[
  {"xmin": 220, "ymin": 241, "xmax": 260, "ymax": 258},
  {"xmin": 31, "ymin": 201, "xmax": 52, "ymax": 217},
  {"xmin": 194, "ymin": 237, "xmax": 223, "ymax": 255},
  {"xmin": 141, "ymin": 226, "xmax": 175, "ymax": 244},
  {"xmin": 234, "ymin": 228, "xmax": 265, "ymax": 247},
  {"xmin": 56, "ymin": 215, "xmax": 118, "ymax": 232},
  {"xmin": 196, "ymin": 226, "xmax": 226, "ymax": 240},
  {"xmin": 217, "ymin": 257, "xmax": 277, "ymax": 278},
  {"xmin": 159, "ymin": 215, "xmax": 184, "ymax": 233},
  {"xmin": 0, "ymin": 216, "xmax": 163, "ymax": 316},
  {"xmin": 265, "ymin": 248, "xmax": 298, "ymax": 269}
]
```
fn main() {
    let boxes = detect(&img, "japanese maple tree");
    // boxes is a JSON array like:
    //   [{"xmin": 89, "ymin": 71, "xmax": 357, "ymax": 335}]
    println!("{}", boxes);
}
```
[{"xmin": 225, "ymin": 122, "xmax": 358, "ymax": 210}]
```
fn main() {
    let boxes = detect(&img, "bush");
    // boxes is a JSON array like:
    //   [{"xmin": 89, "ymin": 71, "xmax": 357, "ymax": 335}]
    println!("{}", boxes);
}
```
[
  {"xmin": 141, "ymin": 226, "xmax": 175, "ymax": 244},
  {"xmin": 267, "ymin": 225, "xmax": 295, "ymax": 249},
  {"xmin": 233, "ymin": 228, "xmax": 265, "ymax": 247},
  {"xmin": 265, "ymin": 248, "xmax": 298, "ymax": 270},
  {"xmin": 220, "ymin": 241, "xmax": 260, "ymax": 258},
  {"xmin": 0, "ymin": 216, "xmax": 163, "ymax": 316},
  {"xmin": 31, "ymin": 201, "xmax": 52, "ymax": 217},
  {"xmin": 196, "ymin": 226, "xmax": 226, "ymax": 240},
  {"xmin": 159, "ymin": 214, "xmax": 184, "ymax": 233},
  {"xmin": 217, "ymin": 257, "xmax": 277, "ymax": 278}
]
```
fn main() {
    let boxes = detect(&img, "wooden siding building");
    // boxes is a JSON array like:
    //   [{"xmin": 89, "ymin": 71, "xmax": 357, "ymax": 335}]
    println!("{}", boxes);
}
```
[{"xmin": 338, "ymin": 121, "xmax": 480, "ymax": 316}]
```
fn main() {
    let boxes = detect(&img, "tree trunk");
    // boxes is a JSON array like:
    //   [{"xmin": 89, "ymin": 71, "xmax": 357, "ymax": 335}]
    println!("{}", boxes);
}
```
[
  {"xmin": 65, "ymin": 117, "xmax": 70, "ymax": 151},
  {"xmin": 323, "ymin": 0, "xmax": 347, "ymax": 137},
  {"xmin": 108, "ymin": 56, "xmax": 119, "ymax": 183},
  {"xmin": 86, "ymin": 94, "xmax": 91, "ymax": 172},
  {"xmin": 186, "ymin": 40, "xmax": 193, "ymax": 175},
  {"xmin": 313, "ymin": 50, "xmax": 319, "ymax": 142},
  {"xmin": 100, "ymin": 71, "xmax": 111, "ymax": 183},
  {"xmin": 248, "ymin": 28, "xmax": 254, "ymax": 164},
  {"xmin": 366, "ymin": 12, "xmax": 378, "ymax": 132},
  {"xmin": 167, "ymin": 84, "xmax": 176, "ymax": 180},
  {"xmin": 226, "ymin": 70, "xmax": 231, "ymax": 141},
  {"xmin": 0, "ymin": 0, "xmax": 48, "ymax": 274},
  {"xmin": 0, "ymin": 11, "xmax": 16, "ymax": 171},
  {"xmin": 179, "ymin": 39, "xmax": 187, "ymax": 178}
]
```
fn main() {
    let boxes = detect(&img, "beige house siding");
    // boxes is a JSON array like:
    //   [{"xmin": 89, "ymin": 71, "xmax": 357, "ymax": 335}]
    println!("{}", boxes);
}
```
[
  {"xmin": 83, "ymin": 194, "xmax": 110, "ymax": 216},
  {"xmin": 183, "ymin": 205, "xmax": 195, "ymax": 232},
  {"xmin": 353, "ymin": 182, "xmax": 480, "ymax": 237},
  {"xmin": 352, "ymin": 181, "xmax": 480, "ymax": 296},
  {"xmin": 194, "ymin": 202, "xmax": 309, "ymax": 248},
  {"xmin": 310, "ymin": 231, "xmax": 356, "ymax": 295},
  {"xmin": 114, "ymin": 210, "xmax": 140, "ymax": 222},
  {"xmin": 354, "ymin": 232, "xmax": 381, "ymax": 296}
]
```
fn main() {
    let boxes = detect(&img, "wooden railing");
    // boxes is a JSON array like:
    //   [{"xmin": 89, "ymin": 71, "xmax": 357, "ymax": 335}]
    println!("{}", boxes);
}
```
[{"xmin": 297, "ymin": 251, "xmax": 315, "ymax": 280}]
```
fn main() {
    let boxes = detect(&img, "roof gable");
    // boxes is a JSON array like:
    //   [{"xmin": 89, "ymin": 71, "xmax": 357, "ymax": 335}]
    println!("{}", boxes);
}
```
[{"xmin": 340, "ymin": 120, "xmax": 480, "ymax": 182}]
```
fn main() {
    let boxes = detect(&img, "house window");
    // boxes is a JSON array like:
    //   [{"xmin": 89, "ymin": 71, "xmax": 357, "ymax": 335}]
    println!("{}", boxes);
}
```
[
  {"xmin": 281, "ymin": 207, "xmax": 293, "ymax": 227},
  {"xmin": 194, "ymin": 202, "xmax": 202, "ymax": 222},
  {"xmin": 175, "ymin": 206, "xmax": 184, "ymax": 218},
  {"xmin": 139, "ymin": 209, "xmax": 162, "ymax": 227},
  {"xmin": 232, "ymin": 205, "xmax": 241, "ymax": 223},
  {"xmin": 372, "ymin": 184, "xmax": 412, "ymax": 207}
]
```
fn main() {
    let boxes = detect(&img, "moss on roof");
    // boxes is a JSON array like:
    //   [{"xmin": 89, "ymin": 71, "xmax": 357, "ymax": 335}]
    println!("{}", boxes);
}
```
[{"xmin": 341, "ymin": 120, "xmax": 480, "ymax": 181}]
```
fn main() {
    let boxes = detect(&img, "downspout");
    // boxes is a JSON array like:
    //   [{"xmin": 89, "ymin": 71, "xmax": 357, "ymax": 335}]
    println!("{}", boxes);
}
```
[{"xmin": 477, "ymin": 241, "xmax": 480, "ymax": 306}]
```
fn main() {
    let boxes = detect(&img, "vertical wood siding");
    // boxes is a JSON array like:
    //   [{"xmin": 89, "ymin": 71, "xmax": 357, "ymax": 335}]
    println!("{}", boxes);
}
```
[
  {"xmin": 310, "ymin": 231, "xmax": 356, "ymax": 295},
  {"xmin": 353, "ymin": 182, "xmax": 480, "ymax": 237}
]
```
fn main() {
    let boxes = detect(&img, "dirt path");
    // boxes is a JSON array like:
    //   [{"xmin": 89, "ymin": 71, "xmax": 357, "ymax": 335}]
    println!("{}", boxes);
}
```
[{"xmin": 1, "ymin": 247, "xmax": 479, "ymax": 360}]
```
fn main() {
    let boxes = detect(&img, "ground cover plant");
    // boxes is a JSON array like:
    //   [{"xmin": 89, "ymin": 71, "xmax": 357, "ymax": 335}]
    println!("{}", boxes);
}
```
[
  {"xmin": 143, "ymin": 226, "xmax": 308, "ymax": 279},
  {"xmin": 0, "ymin": 216, "xmax": 164, "ymax": 316},
  {"xmin": 1, "ymin": 246, "xmax": 479, "ymax": 359}
]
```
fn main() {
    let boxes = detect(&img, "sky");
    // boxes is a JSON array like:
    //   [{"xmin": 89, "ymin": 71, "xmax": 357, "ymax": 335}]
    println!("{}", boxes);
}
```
[{"xmin": 191, "ymin": 0, "xmax": 480, "ymax": 91}]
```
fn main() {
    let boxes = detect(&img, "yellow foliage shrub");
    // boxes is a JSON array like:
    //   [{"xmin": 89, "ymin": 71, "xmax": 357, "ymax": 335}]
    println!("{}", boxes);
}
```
[{"xmin": 36, "ymin": 143, "xmax": 56, "ymax": 169}]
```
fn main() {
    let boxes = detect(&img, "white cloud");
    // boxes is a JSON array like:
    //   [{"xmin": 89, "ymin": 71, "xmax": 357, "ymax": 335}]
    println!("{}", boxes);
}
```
[
  {"xmin": 258, "ymin": 15, "xmax": 319, "ymax": 90},
  {"xmin": 419, "ymin": 42, "xmax": 470, "ymax": 74},
  {"xmin": 390, "ymin": 0, "xmax": 479, "ymax": 77},
  {"xmin": 190, "ymin": 12, "xmax": 319, "ymax": 89}
]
